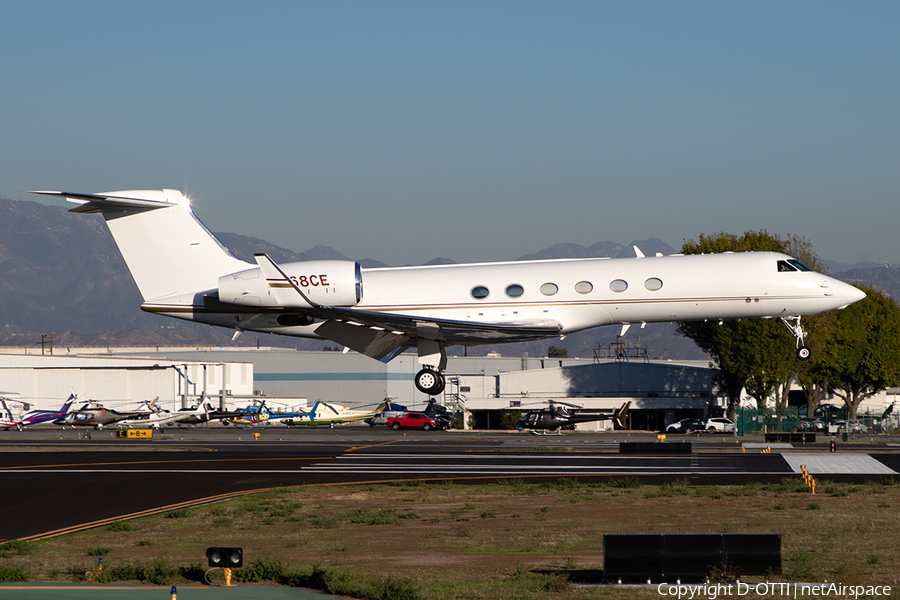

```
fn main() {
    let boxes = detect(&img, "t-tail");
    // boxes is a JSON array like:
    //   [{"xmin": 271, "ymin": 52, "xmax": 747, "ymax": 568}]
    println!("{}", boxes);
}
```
[{"xmin": 29, "ymin": 190, "xmax": 250, "ymax": 302}]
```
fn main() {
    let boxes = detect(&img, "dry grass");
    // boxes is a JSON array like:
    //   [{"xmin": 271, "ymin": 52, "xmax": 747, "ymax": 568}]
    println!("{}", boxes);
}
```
[{"xmin": 3, "ymin": 477, "xmax": 900, "ymax": 598}]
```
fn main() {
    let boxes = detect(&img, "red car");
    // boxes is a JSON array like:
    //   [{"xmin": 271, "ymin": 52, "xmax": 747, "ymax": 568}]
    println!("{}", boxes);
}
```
[{"xmin": 387, "ymin": 412, "xmax": 440, "ymax": 431}]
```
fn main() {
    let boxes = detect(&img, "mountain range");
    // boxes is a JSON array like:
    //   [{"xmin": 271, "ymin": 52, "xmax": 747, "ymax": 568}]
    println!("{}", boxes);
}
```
[{"xmin": 1, "ymin": 197, "xmax": 895, "ymax": 360}]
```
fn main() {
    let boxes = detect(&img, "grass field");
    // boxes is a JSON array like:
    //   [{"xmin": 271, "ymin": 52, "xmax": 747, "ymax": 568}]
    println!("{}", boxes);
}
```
[{"xmin": 2, "ymin": 476, "xmax": 900, "ymax": 599}]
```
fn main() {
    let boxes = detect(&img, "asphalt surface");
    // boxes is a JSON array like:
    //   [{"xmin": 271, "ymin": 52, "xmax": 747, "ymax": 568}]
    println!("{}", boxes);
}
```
[
  {"xmin": 2, "ymin": 426, "xmax": 899, "ymax": 543},
  {"xmin": 0, "ymin": 584, "xmax": 329, "ymax": 599}
]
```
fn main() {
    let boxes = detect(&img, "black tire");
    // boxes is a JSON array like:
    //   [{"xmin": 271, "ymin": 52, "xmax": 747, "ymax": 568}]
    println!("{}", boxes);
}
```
[
  {"xmin": 391, "ymin": 422, "xmax": 401, "ymax": 430},
  {"xmin": 423, "ymin": 423, "xmax": 432, "ymax": 431},
  {"xmin": 415, "ymin": 369, "xmax": 446, "ymax": 395},
  {"xmin": 798, "ymin": 346, "xmax": 811, "ymax": 361}
]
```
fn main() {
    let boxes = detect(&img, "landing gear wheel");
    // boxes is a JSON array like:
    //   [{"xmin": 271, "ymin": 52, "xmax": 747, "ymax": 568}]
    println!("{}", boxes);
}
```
[
  {"xmin": 415, "ymin": 368, "xmax": 446, "ymax": 395},
  {"xmin": 797, "ymin": 346, "xmax": 811, "ymax": 361}
]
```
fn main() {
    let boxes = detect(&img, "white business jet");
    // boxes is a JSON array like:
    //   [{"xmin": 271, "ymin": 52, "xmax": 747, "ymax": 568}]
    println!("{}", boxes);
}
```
[{"xmin": 31, "ymin": 190, "xmax": 865, "ymax": 395}]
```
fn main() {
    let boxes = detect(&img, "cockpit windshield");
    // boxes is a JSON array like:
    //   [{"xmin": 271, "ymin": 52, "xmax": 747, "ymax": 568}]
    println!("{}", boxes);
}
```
[
  {"xmin": 777, "ymin": 259, "xmax": 814, "ymax": 273},
  {"xmin": 777, "ymin": 260, "xmax": 796, "ymax": 272},
  {"xmin": 788, "ymin": 259, "xmax": 813, "ymax": 271}
]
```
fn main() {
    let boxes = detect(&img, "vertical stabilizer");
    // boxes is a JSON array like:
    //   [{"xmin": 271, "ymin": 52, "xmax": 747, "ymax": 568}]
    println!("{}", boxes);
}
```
[{"xmin": 31, "ymin": 190, "xmax": 251, "ymax": 301}]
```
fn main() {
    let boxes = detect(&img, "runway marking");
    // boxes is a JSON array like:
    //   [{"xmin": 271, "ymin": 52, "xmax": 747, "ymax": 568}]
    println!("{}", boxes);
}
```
[
  {"xmin": 1, "ymin": 469, "xmax": 322, "ymax": 474},
  {"xmin": 346, "ymin": 440, "xmax": 398, "ymax": 452},
  {"xmin": 14, "ymin": 474, "xmax": 609, "ymax": 542},
  {"xmin": 782, "ymin": 453, "xmax": 897, "ymax": 475},
  {"xmin": 0, "ymin": 456, "xmax": 333, "ymax": 470},
  {"xmin": 299, "ymin": 468, "xmax": 764, "ymax": 475},
  {"xmin": 16, "ymin": 487, "xmax": 284, "ymax": 542}
]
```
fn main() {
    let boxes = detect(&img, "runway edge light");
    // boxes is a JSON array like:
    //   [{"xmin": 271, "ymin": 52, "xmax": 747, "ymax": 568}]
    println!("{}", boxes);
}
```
[{"xmin": 206, "ymin": 546, "xmax": 243, "ymax": 568}]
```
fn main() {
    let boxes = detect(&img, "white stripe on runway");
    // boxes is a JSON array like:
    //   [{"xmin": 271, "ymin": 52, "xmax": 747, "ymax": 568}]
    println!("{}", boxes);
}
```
[{"xmin": 781, "ymin": 454, "xmax": 896, "ymax": 475}]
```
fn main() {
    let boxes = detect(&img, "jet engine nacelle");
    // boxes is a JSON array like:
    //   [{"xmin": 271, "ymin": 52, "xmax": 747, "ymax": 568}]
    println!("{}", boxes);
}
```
[{"xmin": 218, "ymin": 260, "xmax": 362, "ymax": 308}]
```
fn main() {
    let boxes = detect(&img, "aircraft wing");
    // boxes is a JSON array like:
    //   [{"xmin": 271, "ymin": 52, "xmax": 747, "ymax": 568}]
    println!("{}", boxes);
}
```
[{"xmin": 254, "ymin": 254, "xmax": 563, "ymax": 361}]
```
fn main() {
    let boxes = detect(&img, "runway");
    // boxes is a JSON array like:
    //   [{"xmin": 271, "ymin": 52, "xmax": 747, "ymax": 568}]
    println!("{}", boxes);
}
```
[{"xmin": 1, "ymin": 427, "xmax": 898, "ymax": 542}]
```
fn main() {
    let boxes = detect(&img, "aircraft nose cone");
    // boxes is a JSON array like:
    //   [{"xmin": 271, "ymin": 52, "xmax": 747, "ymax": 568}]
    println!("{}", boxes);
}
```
[{"xmin": 835, "ymin": 281, "xmax": 866, "ymax": 308}]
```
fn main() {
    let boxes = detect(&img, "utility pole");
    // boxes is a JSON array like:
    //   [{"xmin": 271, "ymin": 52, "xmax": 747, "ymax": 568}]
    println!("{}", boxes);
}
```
[{"xmin": 37, "ymin": 333, "xmax": 54, "ymax": 356}]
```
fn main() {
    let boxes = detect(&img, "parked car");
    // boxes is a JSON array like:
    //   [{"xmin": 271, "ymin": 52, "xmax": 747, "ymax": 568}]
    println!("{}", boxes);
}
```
[
  {"xmin": 666, "ymin": 418, "xmax": 708, "ymax": 434},
  {"xmin": 859, "ymin": 418, "xmax": 884, "ymax": 434},
  {"xmin": 832, "ymin": 420, "xmax": 865, "ymax": 434},
  {"xmin": 705, "ymin": 417, "xmax": 735, "ymax": 433},
  {"xmin": 797, "ymin": 416, "xmax": 824, "ymax": 432},
  {"xmin": 387, "ymin": 412, "xmax": 440, "ymax": 431}
]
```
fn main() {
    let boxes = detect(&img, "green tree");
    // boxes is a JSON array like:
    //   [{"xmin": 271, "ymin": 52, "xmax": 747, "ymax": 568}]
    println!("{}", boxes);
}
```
[
  {"xmin": 816, "ymin": 286, "xmax": 900, "ymax": 419},
  {"xmin": 547, "ymin": 345, "xmax": 569, "ymax": 358},
  {"xmin": 497, "ymin": 410, "xmax": 524, "ymax": 430}
]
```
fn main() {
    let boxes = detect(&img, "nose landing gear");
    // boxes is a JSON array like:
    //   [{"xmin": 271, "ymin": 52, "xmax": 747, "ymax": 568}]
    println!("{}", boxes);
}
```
[{"xmin": 781, "ymin": 315, "xmax": 811, "ymax": 360}]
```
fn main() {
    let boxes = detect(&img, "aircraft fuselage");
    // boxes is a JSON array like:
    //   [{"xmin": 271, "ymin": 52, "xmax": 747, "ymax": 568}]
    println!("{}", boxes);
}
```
[{"xmin": 144, "ymin": 251, "xmax": 860, "ymax": 344}]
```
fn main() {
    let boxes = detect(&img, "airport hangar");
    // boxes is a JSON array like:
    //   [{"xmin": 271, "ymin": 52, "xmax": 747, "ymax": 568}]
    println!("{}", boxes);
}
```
[{"xmin": 1, "ymin": 347, "xmax": 718, "ymax": 430}]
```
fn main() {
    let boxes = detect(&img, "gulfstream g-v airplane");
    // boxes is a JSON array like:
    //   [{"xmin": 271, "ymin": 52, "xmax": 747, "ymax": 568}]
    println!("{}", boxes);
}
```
[{"xmin": 33, "ymin": 189, "xmax": 865, "ymax": 395}]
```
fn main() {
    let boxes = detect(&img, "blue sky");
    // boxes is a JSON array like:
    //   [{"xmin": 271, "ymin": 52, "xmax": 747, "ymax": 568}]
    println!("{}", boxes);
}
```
[{"xmin": 2, "ymin": 1, "xmax": 898, "ymax": 267}]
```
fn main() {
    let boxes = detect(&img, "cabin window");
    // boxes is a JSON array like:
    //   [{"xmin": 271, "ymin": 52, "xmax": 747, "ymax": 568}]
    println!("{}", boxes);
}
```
[
  {"xmin": 777, "ymin": 260, "xmax": 798, "ymax": 272},
  {"xmin": 471, "ymin": 286, "xmax": 490, "ymax": 299},
  {"xmin": 788, "ymin": 259, "xmax": 813, "ymax": 272},
  {"xmin": 644, "ymin": 277, "xmax": 663, "ymax": 291},
  {"xmin": 540, "ymin": 283, "xmax": 559, "ymax": 296},
  {"xmin": 506, "ymin": 284, "xmax": 525, "ymax": 298},
  {"xmin": 575, "ymin": 281, "xmax": 593, "ymax": 294},
  {"xmin": 609, "ymin": 279, "xmax": 628, "ymax": 292}
]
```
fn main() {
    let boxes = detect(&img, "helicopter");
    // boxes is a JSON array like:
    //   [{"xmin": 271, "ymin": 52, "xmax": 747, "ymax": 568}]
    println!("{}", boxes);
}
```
[{"xmin": 515, "ymin": 400, "xmax": 630, "ymax": 435}]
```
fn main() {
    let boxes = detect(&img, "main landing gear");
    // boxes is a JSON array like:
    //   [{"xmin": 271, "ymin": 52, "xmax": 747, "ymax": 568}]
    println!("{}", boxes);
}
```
[
  {"xmin": 415, "ymin": 367, "xmax": 446, "ymax": 395},
  {"xmin": 415, "ymin": 332, "xmax": 447, "ymax": 395},
  {"xmin": 781, "ymin": 315, "xmax": 811, "ymax": 361}
]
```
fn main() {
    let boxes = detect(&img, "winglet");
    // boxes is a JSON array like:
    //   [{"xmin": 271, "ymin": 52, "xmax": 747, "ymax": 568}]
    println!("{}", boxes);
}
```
[{"xmin": 254, "ymin": 253, "xmax": 319, "ymax": 309}]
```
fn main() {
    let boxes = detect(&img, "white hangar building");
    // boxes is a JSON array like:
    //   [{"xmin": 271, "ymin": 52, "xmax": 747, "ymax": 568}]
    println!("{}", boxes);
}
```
[
  {"xmin": 105, "ymin": 348, "xmax": 719, "ymax": 429},
  {"xmin": 1, "ymin": 347, "xmax": 718, "ymax": 430},
  {"xmin": 0, "ymin": 352, "xmax": 256, "ymax": 415}
]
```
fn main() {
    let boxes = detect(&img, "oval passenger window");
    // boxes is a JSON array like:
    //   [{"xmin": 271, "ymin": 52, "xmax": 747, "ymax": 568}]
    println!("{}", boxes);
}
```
[
  {"xmin": 506, "ymin": 284, "xmax": 524, "ymax": 297},
  {"xmin": 610, "ymin": 279, "xmax": 628, "ymax": 292}
]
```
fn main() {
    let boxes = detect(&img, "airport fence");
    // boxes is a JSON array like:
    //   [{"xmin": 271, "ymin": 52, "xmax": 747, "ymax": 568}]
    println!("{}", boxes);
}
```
[
  {"xmin": 735, "ymin": 406, "xmax": 898, "ymax": 435},
  {"xmin": 734, "ymin": 408, "xmax": 801, "ymax": 436}
]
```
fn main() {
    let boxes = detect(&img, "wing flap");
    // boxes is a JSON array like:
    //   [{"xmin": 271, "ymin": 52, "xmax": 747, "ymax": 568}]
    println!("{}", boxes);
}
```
[
  {"xmin": 319, "ymin": 306, "xmax": 563, "ymax": 343},
  {"xmin": 314, "ymin": 320, "xmax": 410, "ymax": 361}
]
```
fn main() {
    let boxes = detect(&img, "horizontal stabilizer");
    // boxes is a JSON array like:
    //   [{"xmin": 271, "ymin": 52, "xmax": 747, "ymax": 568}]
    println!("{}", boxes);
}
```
[
  {"xmin": 33, "ymin": 189, "xmax": 249, "ymax": 302},
  {"xmin": 30, "ymin": 190, "xmax": 185, "ymax": 213}
]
